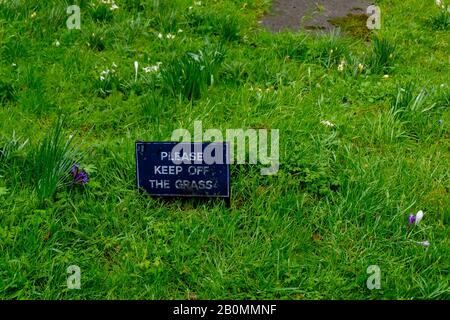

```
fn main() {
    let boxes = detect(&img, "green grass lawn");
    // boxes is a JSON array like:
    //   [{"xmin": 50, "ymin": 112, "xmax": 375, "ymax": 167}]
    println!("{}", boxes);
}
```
[{"xmin": 0, "ymin": 0, "xmax": 449, "ymax": 299}]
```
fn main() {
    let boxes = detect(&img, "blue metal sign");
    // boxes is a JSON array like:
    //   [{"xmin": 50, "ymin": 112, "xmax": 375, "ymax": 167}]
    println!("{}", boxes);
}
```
[{"xmin": 135, "ymin": 142, "xmax": 230, "ymax": 198}]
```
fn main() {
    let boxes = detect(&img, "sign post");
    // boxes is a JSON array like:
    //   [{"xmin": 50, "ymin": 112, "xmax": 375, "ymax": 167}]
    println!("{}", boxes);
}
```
[{"xmin": 136, "ymin": 142, "xmax": 230, "ymax": 203}]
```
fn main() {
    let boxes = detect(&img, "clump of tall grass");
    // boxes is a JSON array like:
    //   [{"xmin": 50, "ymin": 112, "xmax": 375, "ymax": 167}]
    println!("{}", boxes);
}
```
[
  {"xmin": 388, "ymin": 82, "xmax": 441, "ymax": 139},
  {"xmin": 160, "ymin": 43, "xmax": 226, "ymax": 100},
  {"xmin": 273, "ymin": 33, "xmax": 309, "ymax": 61},
  {"xmin": 367, "ymin": 111, "xmax": 408, "ymax": 145},
  {"xmin": 0, "ymin": 132, "xmax": 28, "ymax": 186},
  {"xmin": 429, "ymin": 2, "xmax": 450, "ymax": 30},
  {"xmin": 30, "ymin": 117, "xmax": 78, "ymax": 204},
  {"xmin": 217, "ymin": 14, "xmax": 240, "ymax": 42},
  {"xmin": 17, "ymin": 67, "xmax": 54, "ymax": 115},
  {"xmin": 0, "ymin": 132, "xmax": 28, "ymax": 169},
  {"xmin": 0, "ymin": 79, "xmax": 15, "ymax": 104},
  {"xmin": 2, "ymin": 35, "xmax": 29, "ymax": 60},
  {"xmin": 308, "ymin": 29, "xmax": 349, "ymax": 68},
  {"xmin": 367, "ymin": 36, "xmax": 396, "ymax": 73},
  {"xmin": 29, "ymin": 4, "xmax": 68, "ymax": 38},
  {"xmin": 89, "ymin": 3, "xmax": 114, "ymax": 23},
  {"xmin": 220, "ymin": 60, "xmax": 249, "ymax": 85},
  {"xmin": 141, "ymin": 90, "xmax": 172, "ymax": 120},
  {"xmin": 390, "ymin": 82, "xmax": 435, "ymax": 122},
  {"xmin": 187, "ymin": 9, "xmax": 241, "ymax": 41},
  {"xmin": 149, "ymin": 0, "xmax": 180, "ymax": 33},
  {"xmin": 86, "ymin": 30, "xmax": 108, "ymax": 52},
  {"xmin": 435, "ymin": 88, "xmax": 450, "ymax": 109},
  {"xmin": 122, "ymin": 0, "xmax": 146, "ymax": 13},
  {"xmin": 0, "ymin": 0, "xmax": 24, "ymax": 21}
]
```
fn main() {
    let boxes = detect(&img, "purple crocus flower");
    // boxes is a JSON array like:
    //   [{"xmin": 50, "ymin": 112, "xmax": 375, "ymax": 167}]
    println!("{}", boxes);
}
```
[
  {"xmin": 71, "ymin": 164, "xmax": 89, "ymax": 185},
  {"xmin": 408, "ymin": 214, "xmax": 416, "ymax": 226}
]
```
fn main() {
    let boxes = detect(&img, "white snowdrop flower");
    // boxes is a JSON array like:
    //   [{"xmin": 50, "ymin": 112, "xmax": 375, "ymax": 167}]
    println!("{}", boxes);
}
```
[
  {"xmin": 337, "ymin": 60, "xmax": 346, "ymax": 72},
  {"xmin": 112, "ymin": 62, "xmax": 117, "ymax": 68},
  {"xmin": 143, "ymin": 62, "xmax": 162, "ymax": 73},
  {"xmin": 100, "ymin": 76, "xmax": 105, "ymax": 81},
  {"xmin": 188, "ymin": 6, "xmax": 193, "ymax": 10},
  {"xmin": 143, "ymin": 66, "xmax": 157, "ymax": 73},
  {"xmin": 101, "ymin": 69, "xmax": 110, "ymax": 76},
  {"xmin": 11, "ymin": 63, "xmax": 17, "ymax": 67},
  {"xmin": 194, "ymin": 1, "xmax": 202, "ymax": 6},
  {"xmin": 53, "ymin": 40, "xmax": 60, "ymax": 47},
  {"xmin": 110, "ymin": 3, "xmax": 119, "ymax": 10},
  {"xmin": 435, "ymin": 0, "xmax": 447, "ymax": 9},
  {"xmin": 178, "ymin": 29, "xmax": 184, "ymax": 33},
  {"xmin": 134, "ymin": 61, "xmax": 139, "ymax": 81},
  {"xmin": 166, "ymin": 33, "xmax": 175, "ymax": 39},
  {"xmin": 416, "ymin": 240, "xmax": 430, "ymax": 247},
  {"xmin": 383, "ymin": 74, "xmax": 389, "ymax": 79},
  {"xmin": 320, "ymin": 120, "xmax": 335, "ymax": 127},
  {"xmin": 415, "ymin": 210, "xmax": 424, "ymax": 225},
  {"xmin": 157, "ymin": 33, "xmax": 163, "ymax": 39}
]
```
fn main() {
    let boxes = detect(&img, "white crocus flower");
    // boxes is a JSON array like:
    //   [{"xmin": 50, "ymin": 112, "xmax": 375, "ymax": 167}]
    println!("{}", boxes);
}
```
[
  {"xmin": 415, "ymin": 210, "xmax": 424, "ymax": 225},
  {"xmin": 134, "ymin": 61, "xmax": 139, "ymax": 81},
  {"xmin": 320, "ymin": 120, "xmax": 335, "ymax": 127}
]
